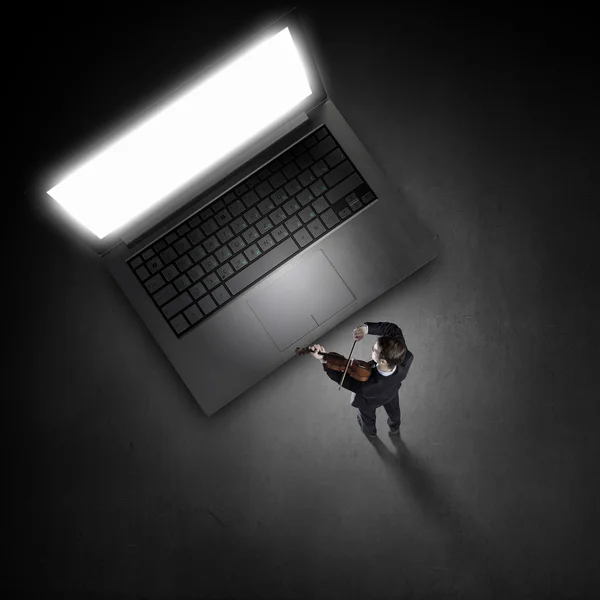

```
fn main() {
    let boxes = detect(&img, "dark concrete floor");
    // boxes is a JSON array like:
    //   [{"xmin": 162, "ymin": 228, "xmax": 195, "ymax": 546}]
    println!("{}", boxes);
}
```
[{"xmin": 12, "ymin": 3, "xmax": 599, "ymax": 599}]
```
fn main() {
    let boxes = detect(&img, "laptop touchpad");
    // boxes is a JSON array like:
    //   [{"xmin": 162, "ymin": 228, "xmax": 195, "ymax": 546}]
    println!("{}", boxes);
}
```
[{"xmin": 246, "ymin": 250, "xmax": 356, "ymax": 351}]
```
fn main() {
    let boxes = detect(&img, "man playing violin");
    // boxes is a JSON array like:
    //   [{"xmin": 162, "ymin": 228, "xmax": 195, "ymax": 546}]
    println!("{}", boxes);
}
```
[{"xmin": 309, "ymin": 322, "xmax": 414, "ymax": 438}]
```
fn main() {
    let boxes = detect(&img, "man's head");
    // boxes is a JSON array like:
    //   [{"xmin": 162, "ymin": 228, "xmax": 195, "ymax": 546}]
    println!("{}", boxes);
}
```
[{"xmin": 371, "ymin": 336, "xmax": 407, "ymax": 371}]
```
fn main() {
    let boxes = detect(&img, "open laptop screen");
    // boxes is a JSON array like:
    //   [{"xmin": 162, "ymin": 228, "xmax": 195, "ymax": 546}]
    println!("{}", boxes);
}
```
[{"xmin": 46, "ymin": 26, "xmax": 312, "ymax": 240}]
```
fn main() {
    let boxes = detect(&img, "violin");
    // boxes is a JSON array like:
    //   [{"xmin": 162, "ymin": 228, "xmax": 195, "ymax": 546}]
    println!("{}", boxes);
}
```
[{"xmin": 295, "ymin": 338, "xmax": 373, "ymax": 390}]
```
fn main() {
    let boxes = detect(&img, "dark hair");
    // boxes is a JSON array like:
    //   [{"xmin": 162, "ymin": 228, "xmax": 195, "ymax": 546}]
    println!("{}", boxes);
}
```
[{"xmin": 377, "ymin": 335, "xmax": 407, "ymax": 368}]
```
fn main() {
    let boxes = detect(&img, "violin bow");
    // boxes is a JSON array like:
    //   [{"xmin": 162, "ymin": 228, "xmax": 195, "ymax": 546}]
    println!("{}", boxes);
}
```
[{"xmin": 338, "ymin": 339, "xmax": 358, "ymax": 391}]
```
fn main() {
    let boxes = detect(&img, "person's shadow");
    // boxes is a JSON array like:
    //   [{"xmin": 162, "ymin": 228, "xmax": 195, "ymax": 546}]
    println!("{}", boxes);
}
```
[{"xmin": 364, "ymin": 432, "xmax": 517, "ymax": 597}]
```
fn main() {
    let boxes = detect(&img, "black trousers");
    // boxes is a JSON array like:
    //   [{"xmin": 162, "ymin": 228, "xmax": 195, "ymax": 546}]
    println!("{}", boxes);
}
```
[{"xmin": 357, "ymin": 395, "xmax": 401, "ymax": 435}]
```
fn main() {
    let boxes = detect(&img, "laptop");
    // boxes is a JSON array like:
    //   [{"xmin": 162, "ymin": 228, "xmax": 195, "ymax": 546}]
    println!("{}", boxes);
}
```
[{"xmin": 40, "ymin": 7, "xmax": 438, "ymax": 416}]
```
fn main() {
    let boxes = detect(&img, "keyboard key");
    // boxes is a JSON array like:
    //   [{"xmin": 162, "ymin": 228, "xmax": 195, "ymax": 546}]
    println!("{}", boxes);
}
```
[
  {"xmin": 229, "ymin": 199, "xmax": 246, "ymax": 217},
  {"xmin": 189, "ymin": 282, "xmax": 207, "ymax": 299},
  {"xmin": 362, "ymin": 191, "xmax": 376, "ymax": 204},
  {"xmin": 255, "ymin": 217, "xmax": 273, "ymax": 234},
  {"xmin": 292, "ymin": 144, "xmax": 304, "ymax": 157},
  {"xmin": 201, "ymin": 255, "xmax": 219, "ymax": 272},
  {"xmin": 153, "ymin": 283, "xmax": 177, "ymax": 306},
  {"xmin": 324, "ymin": 148, "xmax": 344, "ymax": 168},
  {"xmin": 230, "ymin": 217, "xmax": 248, "ymax": 234},
  {"xmin": 257, "ymin": 234, "xmax": 276, "ymax": 253},
  {"xmin": 146, "ymin": 257, "xmax": 164, "ymax": 274},
  {"xmin": 271, "ymin": 225, "xmax": 289, "ymax": 243},
  {"xmin": 162, "ymin": 264, "xmax": 179, "ymax": 282},
  {"xmin": 244, "ymin": 244, "xmax": 262, "ymax": 261},
  {"xmin": 310, "ymin": 179, "xmax": 328, "ymax": 197},
  {"xmin": 135, "ymin": 265, "xmax": 150, "ymax": 281},
  {"xmin": 298, "ymin": 205, "xmax": 317, "ymax": 223},
  {"xmin": 293, "ymin": 227, "xmax": 313, "ymax": 248},
  {"xmin": 225, "ymin": 236, "xmax": 298, "ymax": 296},
  {"xmin": 160, "ymin": 246, "xmax": 178, "ymax": 265},
  {"xmin": 296, "ymin": 152, "xmax": 312, "ymax": 170},
  {"xmin": 244, "ymin": 208, "xmax": 262, "ymax": 224},
  {"xmin": 315, "ymin": 128, "xmax": 327, "ymax": 140},
  {"xmin": 189, "ymin": 215, "xmax": 200, "ymax": 227},
  {"xmin": 212, "ymin": 198, "xmax": 225, "ymax": 212},
  {"xmin": 201, "ymin": 218, "xmax": 219, "ymax": 236},
  {"xmin": 323, "ymin": 160, "xmax": 354, "ymax": 187},
  {"xmin": 228, "ymin": 236, "xmax": 246, "ymax": 253},
  {"xmin": 284, "ymin": 178, "xmax": 302, "ymax": 196},
  {"xmin": 256, "ymin": 181, "xmax": 273, "ymax": 198},
  {"xmin": 174, "ymin": 274, "xmax": 191, "ymax": 292},
  {"xmin": 231, "ymin": 254, "xmax": 249, "ymax": 271},
  {"xmin": 270, "ymin": 157, "xmax": 283, "ymax": 170},
  {"xmin": 223, "ymin": 192, "xmax": 236, "ymax": 205},
  {"xmin": 174, "ymin": 238, "xmax": 191, "ymax": 255},
  {"xmin": 242, "ymin": 190, "xmax": 260, "ymax": 208},
  {"xmin": 187, "ymin": 265, "xmax": 204, "ymax": 282},
  {"xmin": 203, "ymin": 272, "xmax": 221, "ymax": 290},
  {"xmin": 307, "ymin": 217, "xmax": 326, "ymax": 239},
  {"xmin": 189, "ymin": 245, "xmax": 207, "ymax": 263},
  {"xmin": 309, "ymin": 136, "xmax": 335, "ymax": 160},
  {"xmin": 304, "ymin": 134, "xmax": 317, "ymax": 147},
  {"xmin": 153, "ymin": 240, "xmax": 167, "ymax": 253},
  {"xmin": 298, "ymin": 169, "xmax": 315, "ymax": 187},
  {"xmin": 144, "ymin": 273, "xmax": 165, "ymax": 293},
  {"xmin": 162, "ymin": 292, "xmax": 193, "ymax": 319},
  {"xmin": 270, "ymin": 208, "xmax": 286, "ymax": 224},
  {"xmin": 212, "ymin": 285, "xmax": 231, "ymax": 306},
  {"xmin": 338, "ymin": 207, "xmax": 352, "ymax": 219},
  {"xmin": 282, "ymin": 161, "xmax": 300, "ymax": 179},
  {"xmin": 234, "ymin": 182, "xmax": 248, "ymax": 196},
  {"xmin": 319, "ymin": 208, "xmax": 340, "ymax": 229},
  {"xmin": 326, "ymin": 171, "xmax": 363, "ymax": 205},
  {"xmin": 271, "ymin": 189, "xmax": 289, "ymax": 206},
  {"xmin": 142, "ymin": 248, "xmax": 155, "ymax": 260},
  {"xmin": 257, "ymin": 198, "xmax": 275, "ymax": 215},
  {"xmin": 215, "ymin": 209, "xmax": 232, "ymax": 226},
  {"xmin": 311, "ymin": 160, "xmax": 329, "ymax": 178},
  {"xmin": 130, "ymin": 256, "xmax": 143, "ymax": 269},
  {"xmin": 176, "ymin": 223, "xmax": 190, "ymax": 236},
  {"xmin": 283, "ymin": 198, "xmax": 301, "ymax": 216},
  {"xmin": 312, "ymin": 197, "xmax": 329, "ymax": 214},
  {"xmin": 200, "ymin": 207, "xmax": 213, "ymax": 220},
  {"xmin": 242, "ymin": 227, "xmax": 260, "ymax": 244},
  {"xmin": 247, "ymin": 175, "xmax": 260, "ymax": 187},
  {"xmin": 175, "ymin": 255, "xmax": 193, "ymax": 272},
  {"xmin": 297, "ymin": 189, "xmax": 314, "ymax": 206},
  {"xmin": 198, "ymin": 295, "xmax": 217, "ymax": 315},
  {"xmin": 215, "ymin": 246, "xmax": 233, "ymax": 263},
  {"xmin": 279, "ymin": 150, "xmax": 293, "ymax": 165},
  {"xmin": 165, "ymin": 232, "xmax": 178, "ymax": 245},
  {"xmin": 170, "ymin": 314, "xmax": 190, "ymax": 335},
  {"xmin": 202, "ymin": 236, "xmax": 219, "ymax": 253},
  {"xmin": 285, "ymin": 215, "xmax": 302, "ymax": 233},
  {"xmin": 217, "ymin": 226, "xmax": 235, "ymax": 245},
  {"xmin": 184, "ymin": 304, "xmax": 203, "ymax": 325},
  {"xmin": 217, "ymin": 263, "xmax": 235, "ymax": 280},
  {"xmin": 269, "ymin": 171, "xmax": 286, "ymax": 188},
  {"xmin": 187, "ymin": 228, "xmax": 204, "ymax": 245}
]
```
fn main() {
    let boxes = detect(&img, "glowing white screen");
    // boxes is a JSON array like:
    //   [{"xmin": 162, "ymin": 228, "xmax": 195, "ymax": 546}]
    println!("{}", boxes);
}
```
[{"xmin": 46, "ymin": 27, "xmax": 312, "ymax": 239}]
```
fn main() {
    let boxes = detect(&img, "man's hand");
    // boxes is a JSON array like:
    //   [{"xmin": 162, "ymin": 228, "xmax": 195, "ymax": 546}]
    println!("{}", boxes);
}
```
[
  {"xmin": 353, "ymin": 325, "xmax": 368, "ymax": 341},
  {"xmin": 309, "ymin": 344, "xmax": 326, "ymax": 362}
]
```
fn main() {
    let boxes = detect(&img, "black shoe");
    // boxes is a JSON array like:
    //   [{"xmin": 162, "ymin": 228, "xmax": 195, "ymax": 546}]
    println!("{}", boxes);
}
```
[
  {"xmin": 357, "ymin": 414, "xmax": 377, "ymax": 438},
  {"xmin": 387, "ymin": 417, "xmax": 400, "ymax": 435}
]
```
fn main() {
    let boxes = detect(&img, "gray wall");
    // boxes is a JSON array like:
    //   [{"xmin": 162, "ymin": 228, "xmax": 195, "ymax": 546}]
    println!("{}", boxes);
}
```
[{"xmin": 13, "ymin": 3, "xmax": 599, "ymax": 599}]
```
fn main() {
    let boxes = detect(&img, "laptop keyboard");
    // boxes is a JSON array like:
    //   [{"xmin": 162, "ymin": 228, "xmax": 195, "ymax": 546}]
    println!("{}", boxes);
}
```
[{"xmin": 127, "ymin": 125, "xmax": 378, "ymax": 337}]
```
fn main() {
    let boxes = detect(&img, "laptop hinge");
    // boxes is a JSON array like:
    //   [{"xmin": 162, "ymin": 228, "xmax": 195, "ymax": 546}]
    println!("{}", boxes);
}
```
[{"xmin": 121, "ymin": 112, "xmax": 309, "ymax": 247}]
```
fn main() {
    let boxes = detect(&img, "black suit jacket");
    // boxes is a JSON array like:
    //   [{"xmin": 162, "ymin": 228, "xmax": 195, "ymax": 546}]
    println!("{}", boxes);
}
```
[{"xmin": 322, "ymin": 321, "xmax": 414, "ymax": 410}]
